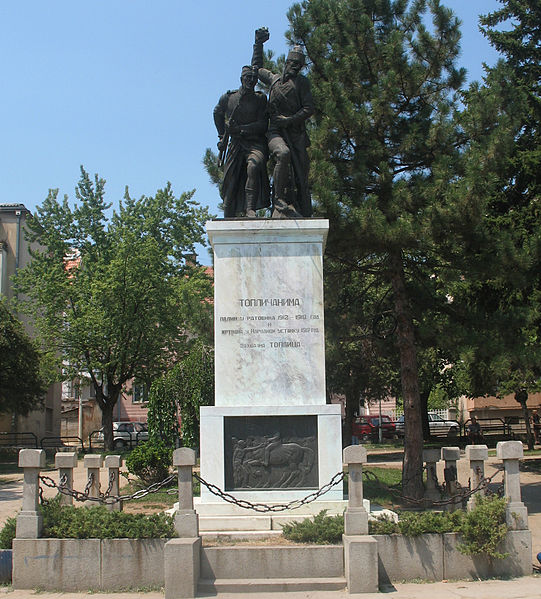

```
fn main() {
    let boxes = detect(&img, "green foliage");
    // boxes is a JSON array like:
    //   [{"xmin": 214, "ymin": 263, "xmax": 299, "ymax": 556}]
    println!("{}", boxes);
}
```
[
  {"xmin": 40, "ymin": 499, "xmax": 176, "ymax": 539},
  {"xmin": 368, "ymin": 513, "xmax": 398, "ymax": 535},
  {"xmin": 14, "ymin": 167, "xmax": 212, "ymax": 449},
  {"xmin": 286, "ymin": 0, "xmax": 474, "ymax": 498},
  {"xmin": 363, "ymin": 467, "xmax": 402, "ymax": 507},
  {"xmin": 398, "ymin": 510, "xmax": 464, "ymax": 536},
  {"xmin": 147, "ymin": 378, "xmax": 179, "ymax": 448},
  {"xmin": 0, "ymin": 300, "xmax": 46, "ymax": 415},
  {"xmin": 455, "ymin": 1, "xmax": 541, "ymax": 450},
  {"xmin": 125, "ymin": 440, "xmax": 173, "ymax": 486},
  {"xmin": 458, "ymin": 495, "xmax": 509, "ymax": 560},
  {"xmin": 171, "ymin": 341, "xmax": 214, "ymax": 448},
  {"xmin": 284, "ymin": 497, "xmax": 509, "ymax": 559},
  {"xmin": 0, "ymin": 517, "xmax": 16, "ymax": 549},
  {"xmin": 282, "ymin": 510, "xmax": 344, "ymax": 544}
]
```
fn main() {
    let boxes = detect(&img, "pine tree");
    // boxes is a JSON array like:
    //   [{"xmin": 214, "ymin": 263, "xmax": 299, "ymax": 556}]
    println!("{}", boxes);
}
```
[
  {"xmin": 456, "ymin": 0, "xmax": 541, "ymax": 448},
  {"xmin": 287, "ymin": 0, "xmax": 469, "ymax": 497}
]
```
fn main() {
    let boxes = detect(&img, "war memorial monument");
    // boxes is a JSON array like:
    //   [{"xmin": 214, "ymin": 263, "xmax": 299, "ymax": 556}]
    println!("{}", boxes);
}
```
[{"xmin": 198, "ymin": 28, "xmax": 345, "ymax": 529}]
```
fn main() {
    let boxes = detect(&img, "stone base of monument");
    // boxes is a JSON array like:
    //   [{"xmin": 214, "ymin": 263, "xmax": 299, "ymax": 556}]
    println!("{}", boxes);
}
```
[{"xmin": 191, "ymin": 403, "xmax": 352, "ymax": 533}]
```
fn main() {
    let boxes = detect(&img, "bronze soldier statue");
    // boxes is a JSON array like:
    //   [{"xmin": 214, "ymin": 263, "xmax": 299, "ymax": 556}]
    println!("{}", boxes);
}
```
[
  {"xmin": 213, "ymin": 66, "xmax": 270, "ymax": 217},
  {"xmin": 252, "ymin": 28, "xmax": 314, "ymax": 218}
]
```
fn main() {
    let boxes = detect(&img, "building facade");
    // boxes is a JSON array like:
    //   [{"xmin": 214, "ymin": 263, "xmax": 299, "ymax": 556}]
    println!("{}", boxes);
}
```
[{"xmin": 0, "ymin": 203, "xmax": 61, "ymax": 440}]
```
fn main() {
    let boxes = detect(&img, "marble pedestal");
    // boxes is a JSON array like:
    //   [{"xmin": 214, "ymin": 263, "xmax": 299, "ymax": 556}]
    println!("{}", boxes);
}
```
[{"xmin": 199, "ymin": 220, "xmax": 343, "ymax": 524}]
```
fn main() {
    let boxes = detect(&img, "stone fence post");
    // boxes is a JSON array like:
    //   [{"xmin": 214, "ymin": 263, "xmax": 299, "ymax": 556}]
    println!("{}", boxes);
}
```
[
  {"xmin": 172, "ymin": 447, "xmax": 198, "ymax": 537},
  {"xmin": 342, "ymin": 445, "xmax": 378, "ymax": 594},
  {"xmin": 441, "ymin": 447, "xmax": 460, "ymax": 511},
  {"xmin": 104, "ymin": 455, "xmax": 122, "ymax": 512},
  {"xmin": 343, "ymin": 445, "xmax": 368, "ymax": 535},
  {"xmin": 496, "ymin": 441, "xmax": 528, "ymax": 530},
  {"xmin": 83, "ymin": 454, "xmax": 103, "ymax": 506},
  {"xmin": 16, "ymin": 449, "xmax": 46, "ymax": 538},
  {"xmin": 465, "ymin": 444, "xmax": 488, "ymax": 511},
  {"xmin": 55, "ymin": 452, "xmax": 78, "ymax": 506},
  {"xmin": 423, "ymin": 448, "xmax": 440, "ymax": 503}
]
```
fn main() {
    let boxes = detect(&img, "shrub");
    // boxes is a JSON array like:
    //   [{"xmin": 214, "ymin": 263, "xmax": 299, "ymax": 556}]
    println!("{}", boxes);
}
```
[
  {"xmin": 281, "ymin": 496, "xmax": 510, "ymax": 559},
  {"xmin": 125, "ymin": 440, "xmax": 173, "ymax": 486},
  {"xmin": 398, "ymin": 509, "xmax": 464, "ymax": 536},
  {"xmin": 458, "ymin": 495, "xmax": 509, "ymax": 559},
  {"xmin": 282, "ymin": 510, "xmax": 344, "ymax": 544},
  {"xmin": 368, "ymin": 513, "xmax": 398, "ymax": 534},
  {"xmin": 40, "ymin": 498, "xmax": 176, "ymax": 539},
  {"xmin": 0, "ymin": 517, "xmax": 16, "ymax": 549}
]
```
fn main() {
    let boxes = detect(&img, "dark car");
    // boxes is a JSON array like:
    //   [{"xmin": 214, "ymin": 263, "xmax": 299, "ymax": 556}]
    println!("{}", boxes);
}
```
[{"xmin": 352, "ymin": 414, "xmax": 396, "ymax": 442}]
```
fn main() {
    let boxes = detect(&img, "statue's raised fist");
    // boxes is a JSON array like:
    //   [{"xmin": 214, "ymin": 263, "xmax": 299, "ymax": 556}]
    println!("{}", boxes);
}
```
[{"xmin": 255, "ymin": 27, "xmax": 270, "ymax": 44}]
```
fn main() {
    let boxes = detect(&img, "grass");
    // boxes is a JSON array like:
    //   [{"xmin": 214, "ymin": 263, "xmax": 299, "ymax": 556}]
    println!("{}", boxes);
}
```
[
  {"xmin": 362, "ymin": 466, "xmax": 403, "ymax": 507},
  {"xmin": 119, "ymin": 475, "xmax": 200, "ymax": 513}
]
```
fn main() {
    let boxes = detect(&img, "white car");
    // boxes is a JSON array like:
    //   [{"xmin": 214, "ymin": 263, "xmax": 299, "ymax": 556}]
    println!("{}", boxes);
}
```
[
  {"xmin": 396, "ymin": 413, "xmax": 460, "ymax": 437},
  {"xmin": 95, "ymin": 421, "xmax": 148, "ymax": 449}
]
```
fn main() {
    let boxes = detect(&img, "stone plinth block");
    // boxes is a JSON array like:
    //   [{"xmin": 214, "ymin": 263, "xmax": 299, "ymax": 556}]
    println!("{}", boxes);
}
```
[
  {"xmin": 104, "ymin": 455, "xmax": 122, "ymax": 468},
  {"xmin": 344, "ymin": 507, "xmax": 368, "ymax": 535},
  {"xmin": 497, "ymin": 440, "xmax": 524, "ymax": 460},
  {"xmin": 441, "ymin": 447, "xmax": 460, "ymax": 461},
  {"xmin": 173, "ymin": 447, "xmax": 196, "ymax": 467},
  {"xmin": 55, "ymin": 452, "xmax": 78, "ymax": 468},
  {"xmin": 18, "ymin": 449, "xmax": 45, "ymax": 468},
  {"xmin": 175, "ymin": 510, "xmax": 199, "ymax": 538},
  {"xmin": 343, "ymin": 535, "xmax": 378, "ymax": 594},
  {"xmin": 15, "ymin": 513, "xmax": 42, "ymax": 539},
  {"xmin": 84, "ymin": 454, "xmax": 103, "ymax": 468},
  {"xmin": 164, "ymin": 538, "xmax": 201, "ymax": 599},
  {"xmin": 207, "ymin": 219, "xmax": 329, "ymax": 407},
  {"xmin": 507, "ymin": 502, "xmax": 528, "ymax": 530},
  {"xmin": 423, "ymin": 448, "xmax": 440, "ymax": 462},
  {"xmin": 343, "ymin": 445, "xmax": 367, "ymax": 465},
  {"xmin": 465, "ymin": 445, "xmax": 488, "ymax": 461}
]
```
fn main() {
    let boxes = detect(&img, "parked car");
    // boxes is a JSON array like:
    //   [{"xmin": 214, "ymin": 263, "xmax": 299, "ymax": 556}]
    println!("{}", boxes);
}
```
[
  {"xmin": 96, "ymin": 421, "xmax": 148, "ymax": 449},
  {"xmin": 352, "ymin": 414, "xmax": 396, "ymax": 442},
  {"xmin": 395, "ymin": 412, "xmax": 460, "ymax": 438}
]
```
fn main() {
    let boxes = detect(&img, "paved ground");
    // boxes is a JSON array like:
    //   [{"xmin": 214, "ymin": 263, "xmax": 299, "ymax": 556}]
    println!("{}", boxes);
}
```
[
  {"xmin": 1, "ymin": 576, "xmax": 541, "ymax": 598},
  {"xmin": 1, "ymin": 450, "xmax": 540, "ymax": 598}
]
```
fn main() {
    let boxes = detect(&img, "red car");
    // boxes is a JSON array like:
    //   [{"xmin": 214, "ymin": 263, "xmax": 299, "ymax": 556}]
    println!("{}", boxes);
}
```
[{"xmin": 352, "ymin": 415, "xmax": 396, "ymax": 442}]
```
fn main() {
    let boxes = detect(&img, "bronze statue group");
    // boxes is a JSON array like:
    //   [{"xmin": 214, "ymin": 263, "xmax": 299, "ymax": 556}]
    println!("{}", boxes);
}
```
[{"xmin": 213, "ymin": 28, "xmax": 314, "ymax": 219}]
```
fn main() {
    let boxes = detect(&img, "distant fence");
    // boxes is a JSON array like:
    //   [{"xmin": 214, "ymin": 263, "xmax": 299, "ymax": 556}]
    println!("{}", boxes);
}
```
[
  {"xmin": 40, "ymin": 436, "xmax": 84, "ymax": 452},
  {"xmin": 0, "ymin": 432, "xmax": 38, "ymax": 449}
]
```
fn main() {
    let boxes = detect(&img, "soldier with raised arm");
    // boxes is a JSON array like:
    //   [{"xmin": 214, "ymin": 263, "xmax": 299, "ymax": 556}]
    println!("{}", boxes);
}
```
[
  {"xmin": 252, "ymin": 28, "xmax": 314, "ymax": 218},
  {"xmin": 213, "ymin": 65, "xmax": 270, "ymax": 217}
]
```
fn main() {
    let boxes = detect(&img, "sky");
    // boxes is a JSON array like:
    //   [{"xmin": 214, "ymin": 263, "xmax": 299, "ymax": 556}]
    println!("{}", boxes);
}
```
[{"xmin": 1, "ymin": 1, "xmax": 503, "ymax": 264}]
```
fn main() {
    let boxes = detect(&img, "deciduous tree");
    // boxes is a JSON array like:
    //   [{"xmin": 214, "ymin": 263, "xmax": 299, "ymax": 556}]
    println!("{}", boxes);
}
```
[
  {"xmin": 15, "ymin": 167, "xmax": 212, "ymax": 449},
  {"xmin": 0, "ymin": 301, "xmax": 46, "ymax": 415}
]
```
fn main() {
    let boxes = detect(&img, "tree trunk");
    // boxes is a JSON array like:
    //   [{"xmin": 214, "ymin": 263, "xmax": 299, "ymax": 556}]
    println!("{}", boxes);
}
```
[
  {"xmin": 515, "ymin": 389, "xmax": 534, "ymax": 450},
  {"xmin": 420, "ymin": 389, "xmax": 430, "ymax": 441},
  {"xmin": 389, "ymin": 252, "xmax": 424, "ymax": 499},
  {"xmin": 343, "ymin": 387, "xmax": 357, "ymax": 447},
  {"xmin": 95, "ymin": 383, "xmax": 122, "ymax": 451},
  {"xmin": 102, "ymin": 402, "xmax": 114, "ymax": 451}
]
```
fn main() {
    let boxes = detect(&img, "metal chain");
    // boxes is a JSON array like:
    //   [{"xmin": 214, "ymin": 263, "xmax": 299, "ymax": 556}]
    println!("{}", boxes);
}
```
[
  {"xmin": 39, "ymin": 473, "xmax": 177, "ymax": 505},
  {"xmin": 193, "ymin": 471, "xmax": 345, "ymax": 513},
  {"xmin": 363, "ymin": 467, "xmax": 504, "ymax": 507}
]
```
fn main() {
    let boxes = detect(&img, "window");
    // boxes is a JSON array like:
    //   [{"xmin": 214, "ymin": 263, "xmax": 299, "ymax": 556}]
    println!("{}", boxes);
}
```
[{"xmin": 132, "ymin": 383, "xmax": 148, "ymax": 404}]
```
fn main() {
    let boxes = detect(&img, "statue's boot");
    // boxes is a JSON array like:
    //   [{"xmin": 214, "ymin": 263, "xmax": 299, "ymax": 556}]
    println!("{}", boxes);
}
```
[
  {"xmin": 272, "ymin": 198, "xmax": 302, "ymax": 219},
  {"xmin": 245, "ymin": 189, "xmax": 257, "ymax": 218}
]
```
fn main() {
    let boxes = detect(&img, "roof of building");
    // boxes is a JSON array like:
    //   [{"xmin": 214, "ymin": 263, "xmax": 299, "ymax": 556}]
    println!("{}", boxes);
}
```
[{"xmin": 0, "ymin": 203, "xmax": 30, "ymax": 214}]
